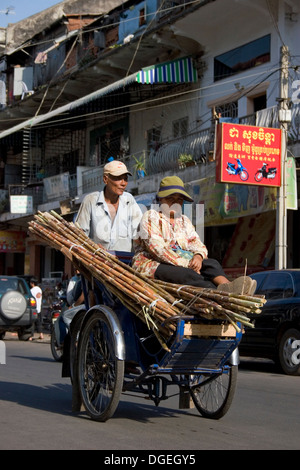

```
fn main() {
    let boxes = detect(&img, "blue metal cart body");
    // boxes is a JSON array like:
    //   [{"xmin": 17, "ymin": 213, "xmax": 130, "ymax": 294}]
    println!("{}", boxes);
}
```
[{"xmin": 70, "ymin": 252, "xmax": 242, "ymax": 421}]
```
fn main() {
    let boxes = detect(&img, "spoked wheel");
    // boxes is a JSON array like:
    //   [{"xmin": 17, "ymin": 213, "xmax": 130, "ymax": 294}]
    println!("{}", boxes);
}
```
[
  {"xmin": 77, "ymin": 309, "xmax": 124, "ymax": 421},
  {"xmin": 190, "ymin": 365, "xmax": 238, "ymax": 419}
]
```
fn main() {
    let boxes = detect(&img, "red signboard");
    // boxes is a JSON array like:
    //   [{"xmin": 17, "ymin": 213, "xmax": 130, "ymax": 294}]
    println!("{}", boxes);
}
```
[{"xmin": 215, "ymin": 123, "xmax": 282, "ymax": 187}]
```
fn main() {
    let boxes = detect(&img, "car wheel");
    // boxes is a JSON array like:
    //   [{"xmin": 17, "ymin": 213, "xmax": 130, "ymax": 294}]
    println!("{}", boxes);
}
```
[
  {"xmin": 278, "ymin": 328, "xmax": 300, "ymax": 376},
  {"xmin": 0, "ymin": 290, "xmax": 27, "ymax": 321}
]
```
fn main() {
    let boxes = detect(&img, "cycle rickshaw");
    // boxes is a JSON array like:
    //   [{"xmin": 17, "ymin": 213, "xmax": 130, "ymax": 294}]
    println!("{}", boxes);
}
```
[{"xmin": 67, "ymin": 253, "xmax": 242, "ymax": 422}]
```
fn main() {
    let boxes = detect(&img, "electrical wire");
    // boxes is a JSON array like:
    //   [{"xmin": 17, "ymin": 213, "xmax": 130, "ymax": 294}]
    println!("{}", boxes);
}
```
[
  {"xmin": 25, "ymin": 66, "xmax": 283, "ymax": 131},
  {"xmin": 1, "ymin": 2, "xmax": 299, "ymax": 136}
]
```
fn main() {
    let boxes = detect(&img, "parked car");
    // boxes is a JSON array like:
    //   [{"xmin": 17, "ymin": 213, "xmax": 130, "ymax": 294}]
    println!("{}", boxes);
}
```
[
  {"xmin": 0, "ymin": 276, "xmax": 37, "ymax": 341},
  {"xmin": 239, "ymin": 270, "xmax": 300, "ymax": 375}
]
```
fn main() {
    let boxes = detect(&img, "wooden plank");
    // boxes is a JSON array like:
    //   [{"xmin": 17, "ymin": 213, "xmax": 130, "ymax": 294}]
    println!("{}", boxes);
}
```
[{"xmin": 184, "ymin": 323, "xmax": 236, "ymax": 338}]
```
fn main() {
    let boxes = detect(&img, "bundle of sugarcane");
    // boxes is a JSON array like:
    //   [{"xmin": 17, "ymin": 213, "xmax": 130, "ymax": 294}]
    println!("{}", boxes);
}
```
[
  {"xmin": 152, "ymin": 280, "xmax": 265, "ymax": 332},
  {"xmin": 28, "ymin": 211, "xmax": 265, "ymax": 340},
  {"xmin": 28, "ymin": 211, "xmax": 184, "ymax": 343}
]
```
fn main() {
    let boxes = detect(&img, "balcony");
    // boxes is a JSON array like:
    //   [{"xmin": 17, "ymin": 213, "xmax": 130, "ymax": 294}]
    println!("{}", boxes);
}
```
[
  {"xmin": 0, "ymin": 103, "xmax": 299, "ymax": 220},
  {"xmin": 79, "ymin": 104, "xmax": 300, "ymax": 194}
]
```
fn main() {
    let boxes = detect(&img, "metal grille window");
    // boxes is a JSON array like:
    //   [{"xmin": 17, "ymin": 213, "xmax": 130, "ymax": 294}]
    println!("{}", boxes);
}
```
[
  {"xmin": 215, "ymin": 102, "xmax": 238, "ymax": 119},
  {"xmin": 147, "ymin": 127, "xmax": 162, "ymax": 152},
  {"xmin": 62, "ymin": 150, "xmax": 79, "ymax": 175},
  {"xmin": 173, "ymin": 117, "xmax": 188, "ymax": 138},
  {"xmin": 97, "ymin": 128, "xmax": 124, "ymax": 165}
]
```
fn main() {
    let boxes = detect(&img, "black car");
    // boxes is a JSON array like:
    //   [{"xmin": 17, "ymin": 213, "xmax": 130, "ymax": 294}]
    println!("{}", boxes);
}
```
[
  {"xmin": 0, "ymin": 276, "xmax": 37, "ymax": 341},
  {"xmin": 239, "ymin": 270, "xmax": 300, "ymax": 375}
]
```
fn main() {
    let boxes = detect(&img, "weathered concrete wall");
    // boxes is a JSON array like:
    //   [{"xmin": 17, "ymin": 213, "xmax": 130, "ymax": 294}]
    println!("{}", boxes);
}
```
[{"xmin": 5, "ymin": 0, "xmax": 124, "ymax": 53}]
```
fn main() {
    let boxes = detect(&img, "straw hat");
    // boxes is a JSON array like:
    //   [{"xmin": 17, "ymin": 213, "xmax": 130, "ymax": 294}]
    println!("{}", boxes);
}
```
[
  {"xmin": 103, "ymin": 160, "xmax": 132, "ymax": 176},
  {"xmin": 157, "ymin": 176, "xmax": 193, "ymax": 202}
]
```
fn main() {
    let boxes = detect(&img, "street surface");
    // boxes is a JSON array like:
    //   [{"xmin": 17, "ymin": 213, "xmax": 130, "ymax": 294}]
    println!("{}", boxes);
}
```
[{"xmin": 0, "ymin": 335, "xmax": 299, "ymax": 451}]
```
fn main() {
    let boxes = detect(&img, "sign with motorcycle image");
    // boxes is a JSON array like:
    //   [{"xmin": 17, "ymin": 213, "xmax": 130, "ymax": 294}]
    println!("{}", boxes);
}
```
[{"xmin": 215, "ymin": 123, "xmax": 282, "ymax": 187}]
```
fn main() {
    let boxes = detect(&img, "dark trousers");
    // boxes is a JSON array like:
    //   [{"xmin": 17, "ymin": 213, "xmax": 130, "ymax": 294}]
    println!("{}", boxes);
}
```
[
  {"xmin": 154, "ymin": 258, "xmax": 226, "ymax": 288},
  {"xmin": 31, "ymin": 311, "xmax": 43, "ymax": 335}
]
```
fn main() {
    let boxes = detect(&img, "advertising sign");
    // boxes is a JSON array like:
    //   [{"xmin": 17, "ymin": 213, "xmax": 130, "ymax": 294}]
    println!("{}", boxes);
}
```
[
  {"xmin": 43, "ymin": 172, "xmax": 69, "ymax": 200},
  {"xmin": 216, "ymin": 123, "xmax": 282, "ymax": 187},
  {"xmin": 0, "ymin": 231, "xmax": 26, "ymax": 253},
  {"xmin": 10, "ymin": 195, "xmax": 33, "ymax": 214}
]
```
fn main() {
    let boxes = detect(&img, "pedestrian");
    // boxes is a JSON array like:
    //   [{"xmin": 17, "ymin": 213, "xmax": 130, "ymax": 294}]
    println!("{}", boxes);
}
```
[
  {"xmin": 75, "ymin": 159, "xmax": 143, "ymax": 252},
  {"xmin": 29, "ymin": 277, "xmax": 44, "ymax": 340},
  {"xmin": 132, "ymin": 175, "xmax": 256, "ymax": 295}
]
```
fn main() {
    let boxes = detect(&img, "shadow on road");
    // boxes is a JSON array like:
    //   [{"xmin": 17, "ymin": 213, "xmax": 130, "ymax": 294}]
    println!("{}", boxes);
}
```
[
  {"xmin": 0, "ymin": 380, "xmax": 72, "ymax": 416},
  {"xmin": 239, "ymin": 357, "xmax": 278, "ymax": 374},
  {"xmin": 10, "ymin": 354, "xmax": 54, "ymax": 363}
]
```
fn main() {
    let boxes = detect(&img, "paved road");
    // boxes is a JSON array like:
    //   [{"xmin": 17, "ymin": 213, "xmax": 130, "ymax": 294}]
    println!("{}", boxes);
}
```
[{"xmin": 0, "ymin": 335, "xmax": 299, "ymax": 451}]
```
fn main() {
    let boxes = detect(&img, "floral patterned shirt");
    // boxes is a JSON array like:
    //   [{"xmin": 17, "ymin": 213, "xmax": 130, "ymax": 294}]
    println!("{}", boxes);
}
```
[{"xmin": 132, "ymin": 209, "xmax": 208, "ymax": 278}]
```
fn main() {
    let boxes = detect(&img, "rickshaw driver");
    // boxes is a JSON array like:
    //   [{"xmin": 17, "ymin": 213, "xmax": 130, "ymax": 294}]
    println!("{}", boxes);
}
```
[
  {"xmin": 74, "ymin": 159, "xmax": 143, "ymax": 302},
  {"xmin": 69, "ymin": 160, "xmax": 143, "ymax": 374},
  {"xmin": 61, "ymin": 160, "xmax": 143, "ymax": 376},
  {"xmin": 75, "ymin": 160, "xmax": 143, "ymax": 252}
]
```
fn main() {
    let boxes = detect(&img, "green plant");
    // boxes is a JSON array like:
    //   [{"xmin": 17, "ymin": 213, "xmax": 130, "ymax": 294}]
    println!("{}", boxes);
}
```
[
  {"xmin": 178, "ymin": 153, "xmax": 194, "ymax": 168},
  {"xmin": 132, "ymin": 154, "xmax": 146, "ymax": 175}
]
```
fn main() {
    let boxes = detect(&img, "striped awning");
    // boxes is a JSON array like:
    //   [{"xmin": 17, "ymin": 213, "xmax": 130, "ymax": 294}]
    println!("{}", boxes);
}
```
[{"xmin": 136, "ymin": 57, "xmax": 197, "ymax": 85}]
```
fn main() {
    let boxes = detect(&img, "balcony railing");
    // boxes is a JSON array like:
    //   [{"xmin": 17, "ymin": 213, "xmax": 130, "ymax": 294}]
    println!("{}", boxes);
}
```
[
  {"xmin": 1, "ymin": 103, "xmax": 299, "ymax": 217},
  {"xmin": 80, "ymin": 104, "xmax": 300, "ymax": 195}
]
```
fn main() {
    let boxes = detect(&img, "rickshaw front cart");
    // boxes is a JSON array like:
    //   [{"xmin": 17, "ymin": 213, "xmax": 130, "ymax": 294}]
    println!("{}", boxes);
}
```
[{"xmin": 72, "ymin": 278, "xmax": 241, "ymax": 422}]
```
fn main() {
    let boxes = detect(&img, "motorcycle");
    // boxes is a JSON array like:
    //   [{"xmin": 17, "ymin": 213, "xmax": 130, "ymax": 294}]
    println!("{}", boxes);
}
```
[
  {"xmin": 50, "ymin": 296, "xmax": 66, "ymax": 362},
  {"xmin": 254, "ymin": 162, "xmax": 277, "ymax": 182},
  {"xmin": 226, "ymin": 158, "xmax": 249, "ymax": 181}
]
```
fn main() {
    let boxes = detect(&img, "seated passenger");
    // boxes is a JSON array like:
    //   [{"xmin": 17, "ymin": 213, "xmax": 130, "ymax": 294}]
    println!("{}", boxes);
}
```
[{"xmin": 132, "ymin": 176, "xmax": 256, "ymax": 296}]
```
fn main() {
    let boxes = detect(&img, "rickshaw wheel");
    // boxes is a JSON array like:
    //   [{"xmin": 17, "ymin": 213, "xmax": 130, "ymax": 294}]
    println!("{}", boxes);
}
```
[
  {"xmin": 190, "ymin": 365, "xmax": 238, "ymax": 419},
  {"xmin": 77, "ymin": 309, "xmax": 124, "ymax": 421}
]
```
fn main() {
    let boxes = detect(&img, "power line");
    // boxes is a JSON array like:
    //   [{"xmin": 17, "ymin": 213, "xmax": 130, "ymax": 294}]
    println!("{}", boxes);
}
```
[{"xmin": 29, "ymin": 67, "xmax": 283, "ymax": 131}]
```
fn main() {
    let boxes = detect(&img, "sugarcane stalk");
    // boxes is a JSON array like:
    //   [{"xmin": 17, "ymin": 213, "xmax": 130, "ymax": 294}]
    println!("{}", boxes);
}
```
[{"xmin": 28, "ymin": 211, "xmax": 266, "ymax": 335}]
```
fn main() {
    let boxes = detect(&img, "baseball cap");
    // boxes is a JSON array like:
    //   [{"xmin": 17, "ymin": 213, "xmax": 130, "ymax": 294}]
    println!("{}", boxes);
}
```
[
  {"xmin": 103, "ymin": 160, "xmax": 132, "ymax": 177},
  {"xmin": 157, "ymin": 176, "xmax": 193, "ymax": 202}
]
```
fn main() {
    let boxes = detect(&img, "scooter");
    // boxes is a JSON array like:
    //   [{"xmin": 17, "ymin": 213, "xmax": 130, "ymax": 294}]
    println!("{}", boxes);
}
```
[
  {"xmin": 226, "ymin": 159, "xmax": 249, "ymax": 181},
  {"xmin": 254, "ymin": 162, "xmax": 277, "ymax": 182},
  {"xmin": 50, "ymin": 292, "xmax": 67, "ymax": 362}
]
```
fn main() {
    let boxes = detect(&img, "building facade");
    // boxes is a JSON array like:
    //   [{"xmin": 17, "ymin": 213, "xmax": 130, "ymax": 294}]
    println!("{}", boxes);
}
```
[{"xmin": 0, "ymin": 0, "xmax": 299, "ymax": 281}]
